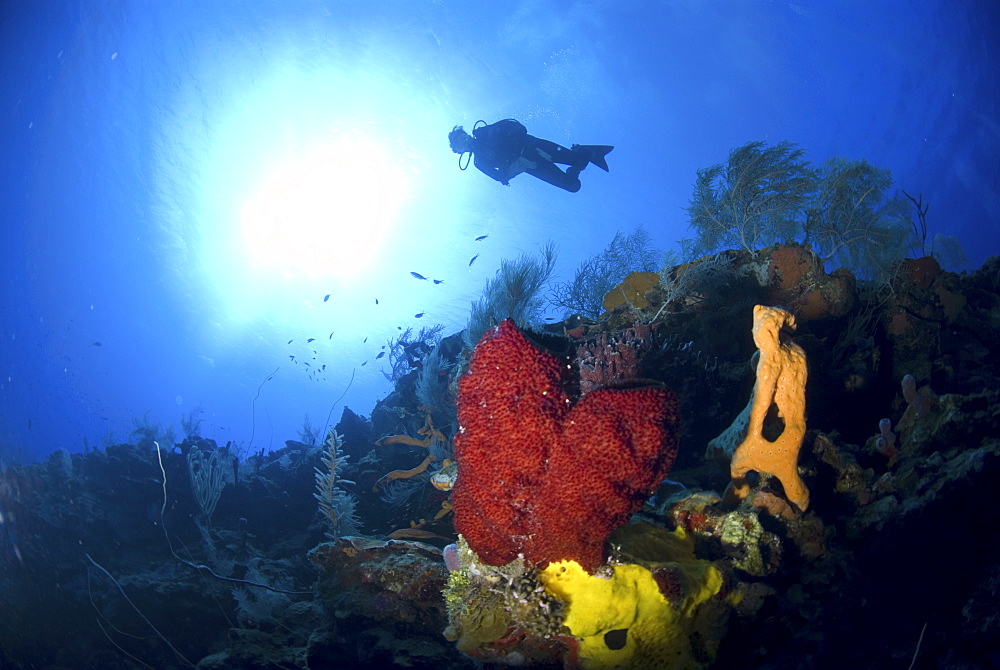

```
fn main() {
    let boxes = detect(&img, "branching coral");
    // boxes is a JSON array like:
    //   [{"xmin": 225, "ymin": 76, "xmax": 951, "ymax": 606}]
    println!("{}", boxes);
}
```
[
  {"xmin": 383, "ymin": 324, "xmax": 445, "ymax": 383},
  {"xmin": 313, "ymin": 430, "xmax": 361, "ymax": 538},
  {"xmin": 373, "ymin": 411, "xmax": 455, "ymax": 529},
  {"xmin": 372, "ymin": 410, "xmax": 450, "ymax": 492},
  {"xmin": 188, "ymin": 446, "xmax": 226, "ymax": 524},
  {"xmin": 683, "ymin": 142, "xmax": 940, "ymax": 282},
  {"xmin": 651, "ymin": 253, "xmax": 756, "ymax": 324},
  {"xmin": 414, "ymin": 343, "xmax": 455, "ymax": 423}
]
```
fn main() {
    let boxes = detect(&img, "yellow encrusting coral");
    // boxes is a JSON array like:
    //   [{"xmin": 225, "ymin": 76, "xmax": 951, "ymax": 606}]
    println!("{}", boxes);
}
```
[
  {"xmin": 726, "ymin": 305, "xmax": 810, "ymax": 511},
  {"xmin": 539, "ymin": 555, "xmax": 723, "ymax": 670}
]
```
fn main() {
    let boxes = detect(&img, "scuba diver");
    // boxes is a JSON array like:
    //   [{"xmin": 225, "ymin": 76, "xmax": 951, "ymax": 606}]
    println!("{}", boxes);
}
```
[{"xmin": 448, "ymin": 119, "xmax": 613, "ymax": 192}]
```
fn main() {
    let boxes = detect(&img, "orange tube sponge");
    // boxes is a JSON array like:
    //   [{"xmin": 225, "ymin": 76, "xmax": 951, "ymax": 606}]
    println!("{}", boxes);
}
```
[{"xmin": 727, "ymin": 305, "xmax": 810, "ymax": 512}]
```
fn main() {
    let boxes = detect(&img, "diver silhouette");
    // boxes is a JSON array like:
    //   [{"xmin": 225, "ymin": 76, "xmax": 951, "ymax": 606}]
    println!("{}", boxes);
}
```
[{"xmin": 449, "ymin": 119, "xmax": 613, "ymax": 192}]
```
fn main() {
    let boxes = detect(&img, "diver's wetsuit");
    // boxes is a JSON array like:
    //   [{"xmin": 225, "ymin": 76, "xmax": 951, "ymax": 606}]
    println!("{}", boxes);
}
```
[{"xmin": 472, "ymin": 119, "xmax": 589, "ymax": 192}]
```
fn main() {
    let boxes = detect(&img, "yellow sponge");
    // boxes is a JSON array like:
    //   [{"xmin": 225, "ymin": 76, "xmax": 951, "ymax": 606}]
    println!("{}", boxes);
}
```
[
  {"xmin": 602, "ymin": 271, "xmax": 660, "ymax": 312},
  {"xmin": 540, "ymin": 553, "xmax": 723, "ymax": 670}
]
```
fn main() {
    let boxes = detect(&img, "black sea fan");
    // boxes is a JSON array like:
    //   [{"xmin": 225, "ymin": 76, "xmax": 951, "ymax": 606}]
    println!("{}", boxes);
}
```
[
  {"xmin": 464, "ymin": 240, "xmax": 557, "ymax": 347},
  {"xmin": 804, "ymin": 156, "xmax": 913, "ymax": 282},
  {"xmin": 687, "ymin": 141, "xmax": 817, "ymax": 257}
]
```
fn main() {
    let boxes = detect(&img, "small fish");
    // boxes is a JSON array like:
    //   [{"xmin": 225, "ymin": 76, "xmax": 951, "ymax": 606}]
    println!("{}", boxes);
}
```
[
  {"xmin": 469, "ymin": 253, "xmax": 480, "ymax": 267},
  {"xmin": 375, "ymin": 351, "xmax": 386, "ymax": 360},
  {"xmin": 363, "ymin": 336, "xmax": 368, "ymax": 343},
  {"xmin": 414, "ymin": 312, "xmax": 425, "ymax": 318},
  {"xmin": 304, "ymin": 362, "xmax": 311, "ymax": 367},
  {"xmin": 328, "ymin": 332, "xmax": 334, "ymax": 339},
  {"xmin": 321, "ymin": 364, "xmax": 327, "ymax": 371},
  {"xmin": 433, "ymin": 279, "xmax": 444, "ymax": 284},
  {"xmin": 410, "ymin": 272, "xmax": 427, "ymax": 280},
  {"xmin": 289, "ymin": 355, "xmax": 295, "ymax": 360},
  {"xmin": 475, "ymin": 234, "xmax": 489, "ymax": 241},
  {"xmin": 375, "ymin": 298, "xmax": 379, "ymax": 305},
  {"xmin": 323, "ymin": 294, "xmax": 330, "ymax": 302},
  {"xmin": 91, "ymin": 341, "xmax": 102, "ymax": 347},
  {"xmin": 307, "ymin": 338, "xmax": 315, "ymax": 343},
  {"xmin": 361, "ymin": 360, "xmax": 368, "ymax": 366},
  {"xmin": 287, "ymin": 339, "xmax": 293, "ymax": 344}
]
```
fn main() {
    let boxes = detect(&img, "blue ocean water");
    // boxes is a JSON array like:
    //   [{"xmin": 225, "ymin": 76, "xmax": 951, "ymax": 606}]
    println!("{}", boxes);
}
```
[{"xmin": 2, "ymin": 1, "xmax": 997, "ymax": 462}]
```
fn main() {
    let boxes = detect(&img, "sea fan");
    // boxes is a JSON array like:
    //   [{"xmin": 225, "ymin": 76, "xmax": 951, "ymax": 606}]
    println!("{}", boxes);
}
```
[
  {"xmin": 687, "ymin": 141, "xmax": 816, "ymax": 257},
  {"xmin": 804, "ymin": 157, "xmax": 912, "ymax": 281},
  {"xmin": 464, "ymin": 241, "xmax": 557, "ymax": 347},
  {"xmin": 550, "ymin": 227, "xmax": 659, "ymax": 319}
]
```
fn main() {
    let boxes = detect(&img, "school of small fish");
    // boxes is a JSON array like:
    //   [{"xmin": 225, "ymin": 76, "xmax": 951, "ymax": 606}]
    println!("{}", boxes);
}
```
[{"xmin": 282, "ymin": 233, "xmax": 492, "ymax": 378}]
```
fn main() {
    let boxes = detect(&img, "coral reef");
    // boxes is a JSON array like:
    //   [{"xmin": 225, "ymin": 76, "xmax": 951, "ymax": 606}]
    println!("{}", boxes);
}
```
[
  {"xmin": 2, "ymin": 249, "xmax": 1000, "ymax": 669},
  {"xmin": 763, "ymin": 243, "xmax": 856, "ymax": 322},
  {"xmin": 0, "ymin": 437, "xmax": 326, "ymax": 668},
  {"xmin": 684, "ymin": 141, "xmax": 937, "ymax": 281},
  {"xmin": 881, "ymin": 255, "xmax": 969, "ymax": 381},
  {"xmin": 442, "ymin": 537, "xmax": 568, "ymax": 665}
]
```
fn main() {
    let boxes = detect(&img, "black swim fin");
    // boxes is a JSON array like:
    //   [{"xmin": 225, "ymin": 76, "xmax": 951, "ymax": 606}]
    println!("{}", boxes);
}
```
[{"xmin": 572, "ymin": 144, "xmax": 614, "ymax": 172}]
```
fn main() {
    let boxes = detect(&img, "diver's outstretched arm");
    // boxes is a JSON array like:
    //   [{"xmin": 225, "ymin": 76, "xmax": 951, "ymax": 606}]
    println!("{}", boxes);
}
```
[{"xmin": 475, "ymin": 161, "xmax": 511, "ymax": 185}]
